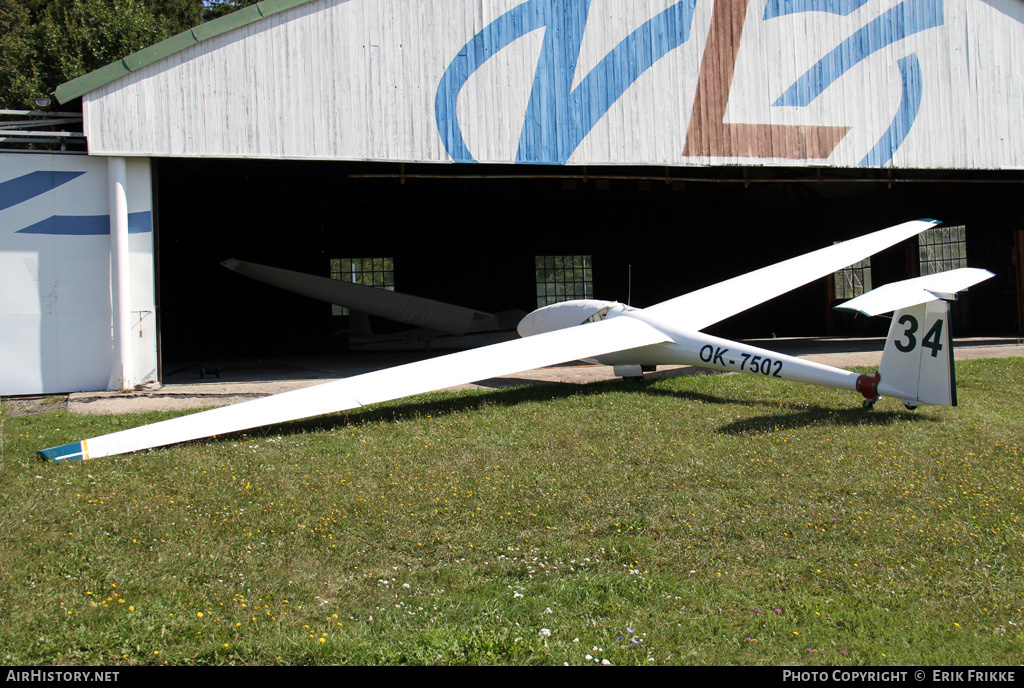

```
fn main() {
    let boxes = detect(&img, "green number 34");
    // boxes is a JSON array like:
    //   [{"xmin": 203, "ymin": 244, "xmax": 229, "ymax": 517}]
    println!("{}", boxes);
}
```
[{"xmin": 894, "ymin": 314, "xmax": 944, "ymax": 357}]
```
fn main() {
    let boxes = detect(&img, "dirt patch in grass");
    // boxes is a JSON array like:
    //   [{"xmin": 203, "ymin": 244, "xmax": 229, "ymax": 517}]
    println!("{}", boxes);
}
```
[{"xmin": 1, "ymin": 395, "xmax": 68, "ymax": 418}]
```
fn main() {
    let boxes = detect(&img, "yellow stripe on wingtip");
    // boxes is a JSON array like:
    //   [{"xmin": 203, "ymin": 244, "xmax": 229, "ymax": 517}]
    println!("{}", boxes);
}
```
[{"xmin": 82, "ymin": 440, "xmax": 89, "ymax": 461}]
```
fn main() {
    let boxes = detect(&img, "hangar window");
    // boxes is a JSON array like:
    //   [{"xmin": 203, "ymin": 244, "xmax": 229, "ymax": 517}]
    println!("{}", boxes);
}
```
[
  {"xmin": 329, "ymin": 257, "xmax": 394, "ymax": 315},
  {"xmin": 535, "ymin": 255, "xmax": 593, "ymax": 307},
  {"xmin": 919, "ymin": 225, "xmax": 967, "ymax": 275},
  {"xmin": 833, "ymin": 257, "xmax": 872, "ymax": 300}
]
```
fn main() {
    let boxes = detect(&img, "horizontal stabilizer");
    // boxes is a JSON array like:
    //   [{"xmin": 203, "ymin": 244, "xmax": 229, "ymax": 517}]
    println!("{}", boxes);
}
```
[
  {"xmin": 836, "ymin": 268, "xmax": 995, "ymax": 316},
  {"xmin": 222, "ymin": 259, "xmax": 495, "ymax": 335}
]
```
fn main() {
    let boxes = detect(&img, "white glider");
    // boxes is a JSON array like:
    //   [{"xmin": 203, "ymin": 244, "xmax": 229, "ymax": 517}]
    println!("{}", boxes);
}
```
[{"xmin": 39, "ymin": 218, "xmax": 992, "ymax": 462}]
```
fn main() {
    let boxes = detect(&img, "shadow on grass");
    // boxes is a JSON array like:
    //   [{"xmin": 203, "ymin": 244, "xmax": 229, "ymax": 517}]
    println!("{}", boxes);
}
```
[
  {"xmin": 622, "ymin": 384, "xmax": 934, "ymax": 434},
  {"xmin": 225, "ymin": 371, "xmax": 932, "ymax": 446},
  {"xmin": 246, "ymin": 375, "xmax": 732, "ymax": 441},
  {"xmin": 714, "ymin": 406, "xmax": 934, "ymax": 435},
  {"xmin": 250, "ymin": 379, "xmax": 620, "ymax": 439}
]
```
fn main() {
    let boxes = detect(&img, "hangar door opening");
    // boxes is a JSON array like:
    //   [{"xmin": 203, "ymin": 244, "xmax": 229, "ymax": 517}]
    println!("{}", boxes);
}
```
[{"xmin": 154, "ymin": 159, "xmax": 1021, "ymax": 372}]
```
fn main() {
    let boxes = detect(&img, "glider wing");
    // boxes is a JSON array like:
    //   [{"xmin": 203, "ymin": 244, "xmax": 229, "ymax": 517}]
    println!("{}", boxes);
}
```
[
  {"xmin": 644, "ymin": 219, "xmax": 939, "ymax": 330},
  {"xmin": 39, "ymin": 315, "xmax": 671, "ymax": 461}
]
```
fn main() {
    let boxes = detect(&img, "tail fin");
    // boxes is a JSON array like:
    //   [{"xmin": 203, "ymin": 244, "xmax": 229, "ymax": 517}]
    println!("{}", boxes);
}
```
[
  {"xmin": 878, "ymin": 299, "xmax": 956, "ymax": 406},
  {"xmin": 835, "ymin": 267, "xmax": 995, "ymax": 407}
]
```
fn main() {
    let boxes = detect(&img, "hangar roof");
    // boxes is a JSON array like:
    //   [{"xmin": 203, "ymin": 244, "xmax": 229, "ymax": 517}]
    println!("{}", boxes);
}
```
[{"xmin": 54, "ymin": 0, "xmax": 318, "ymax": 105}]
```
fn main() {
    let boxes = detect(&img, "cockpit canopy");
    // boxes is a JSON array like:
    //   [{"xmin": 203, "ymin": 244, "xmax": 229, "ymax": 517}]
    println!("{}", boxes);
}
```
[{"xmin": 517, "ymin": 299, "xmax": 631, "ymax": 337}]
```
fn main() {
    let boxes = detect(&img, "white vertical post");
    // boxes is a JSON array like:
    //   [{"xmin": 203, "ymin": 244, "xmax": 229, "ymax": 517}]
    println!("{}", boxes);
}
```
[{"xmin": 107, "ymin": 157, "xmax": 133, "ymax": 391}]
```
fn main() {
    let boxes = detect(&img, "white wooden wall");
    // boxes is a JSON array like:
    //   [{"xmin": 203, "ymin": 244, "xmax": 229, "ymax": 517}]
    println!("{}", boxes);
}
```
[{"xmin": 82, "ymin": 0, "xmax": 1024, "ymax": 169}]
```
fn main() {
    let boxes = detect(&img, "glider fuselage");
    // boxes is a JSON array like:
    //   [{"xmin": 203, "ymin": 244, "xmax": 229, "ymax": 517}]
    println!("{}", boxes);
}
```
[{"xmin": 519, "ymin": 298, "xmax": 869, "ymax": 395}]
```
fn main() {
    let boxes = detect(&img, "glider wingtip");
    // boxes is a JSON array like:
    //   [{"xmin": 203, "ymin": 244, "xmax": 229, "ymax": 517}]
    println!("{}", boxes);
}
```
[
  {"xmin": 834, "ymin": 305, "xmax": 873, "ymax": 317},
  {"xmin": 38, "ymin": 441, "xmax": 88, "ymax": 462}
]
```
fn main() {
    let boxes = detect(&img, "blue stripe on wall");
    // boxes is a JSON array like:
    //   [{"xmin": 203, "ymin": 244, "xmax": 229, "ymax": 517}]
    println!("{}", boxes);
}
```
[
  {"xmin": 763, "ymin": 0, "xmax": 872, "ymax": 20},
  {"xmin": 0, "ymin": 171, "xmax": 85, "ymax": 212},
  {"xmin": 435, "ymin": 0, "xmax": 696, "ymax": 164},
  {"xmin": 434, "ymin": 0, "xmax": 548, "ymax": 163},
  {"xmin": 518, "ymin": 1, "xmax": 696, "ymax": 163},
  {"xmin": 772, "ymin": 0, "xmax": 943, "ymax": 107},
  {"xmin": 16, "ymin": 211, "xmax": 153, "ymax": 235},
  {"xmin": 859, "ymin": 53, "xmax": 923, "ymax": 166}
]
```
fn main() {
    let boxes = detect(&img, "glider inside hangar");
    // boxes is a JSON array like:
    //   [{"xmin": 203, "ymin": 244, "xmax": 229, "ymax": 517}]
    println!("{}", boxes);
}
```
[
  {"xmin": 40, "ymin": 219, "xmax": 993, "ymax": 462},
  {"xmin": 221, "ymin": 258, "xmax": 526, "ymax": 351}
]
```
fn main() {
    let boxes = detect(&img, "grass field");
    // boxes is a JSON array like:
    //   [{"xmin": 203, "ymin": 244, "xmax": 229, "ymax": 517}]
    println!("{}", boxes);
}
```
[{"xmin": 1, "ymin": 358, "xmax": 1021, "ymax": 665}]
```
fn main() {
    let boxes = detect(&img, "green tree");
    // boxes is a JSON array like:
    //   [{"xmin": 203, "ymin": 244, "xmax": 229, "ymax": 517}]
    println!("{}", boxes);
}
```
[
  {"xmin": 0, "ymin": 0, "xmax": 259, "ymax": 110},
  {"xmin": 33, "ymin": 0, "xmax": 172, "ymax": 104},
  {"xmin": 0, "ymin": 0, "xmax": 40, "ymax": 109}
]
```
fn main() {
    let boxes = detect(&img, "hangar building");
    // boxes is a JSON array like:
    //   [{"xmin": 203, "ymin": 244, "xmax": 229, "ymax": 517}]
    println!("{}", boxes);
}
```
[{"xmin": 2, "ymin": 0, "xmax": 1023, "ymax": 395}]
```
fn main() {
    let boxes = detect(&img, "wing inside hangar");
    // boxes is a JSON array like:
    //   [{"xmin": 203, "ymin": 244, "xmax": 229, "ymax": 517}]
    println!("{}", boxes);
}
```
[{"xmin": 222, "ymin": 258, "xmax": 498, "ymax": 335}]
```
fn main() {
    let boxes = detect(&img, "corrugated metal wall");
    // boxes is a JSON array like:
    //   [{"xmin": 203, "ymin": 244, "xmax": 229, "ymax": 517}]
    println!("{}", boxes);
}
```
[{"xmin": 83, "ymin": 0, "xmax": 1024, "ymax": 168}]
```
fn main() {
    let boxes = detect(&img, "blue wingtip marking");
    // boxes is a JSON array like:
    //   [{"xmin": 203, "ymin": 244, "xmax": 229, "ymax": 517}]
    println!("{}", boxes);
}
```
[{"xmin": 38, "ymin": 441, "xmax": 86, "ymax": 462}]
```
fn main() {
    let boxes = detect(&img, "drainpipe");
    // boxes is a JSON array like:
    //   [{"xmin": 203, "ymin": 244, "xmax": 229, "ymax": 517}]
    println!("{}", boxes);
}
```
[{"xmin": 107, "ymin": 157, "xmax": 133, "ymax": 391}]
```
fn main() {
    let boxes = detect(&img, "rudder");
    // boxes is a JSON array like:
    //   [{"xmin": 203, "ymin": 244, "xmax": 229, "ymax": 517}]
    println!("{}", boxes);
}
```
[
  {"xmin": 837, "ymin": 266, "xmax": 994, "ymax": 408},
  {"xmin": 878, "ymin": 300, "xmax": 956, "ymax": 406}
]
